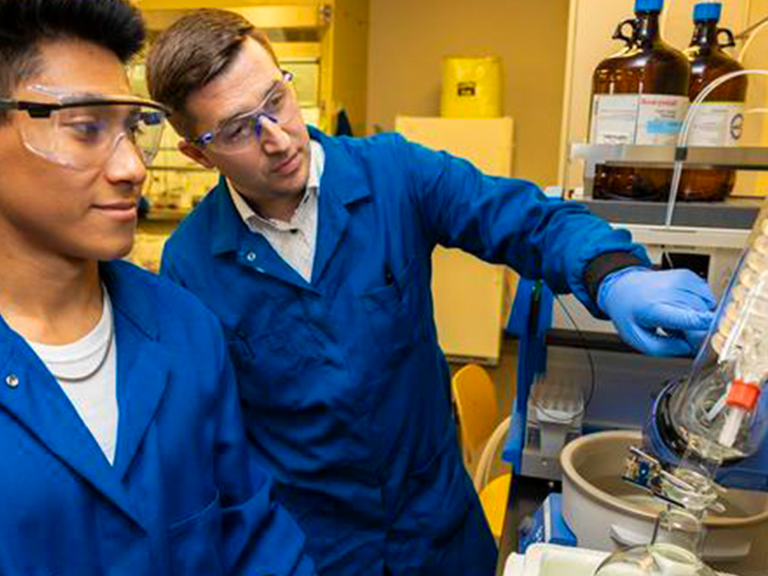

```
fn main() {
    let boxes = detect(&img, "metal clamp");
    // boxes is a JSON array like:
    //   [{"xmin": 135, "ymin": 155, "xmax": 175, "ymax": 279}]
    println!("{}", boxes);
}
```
[{"xmin": 623, "ymin": 447, "xmax": 726, "ymax": 514}]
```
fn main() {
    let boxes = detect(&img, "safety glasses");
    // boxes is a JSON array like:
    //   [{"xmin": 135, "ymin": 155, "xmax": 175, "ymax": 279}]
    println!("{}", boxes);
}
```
[
  {"xmin": 0, "ymin": 85, "xmax": 169, "ymax": 170},
  {"xmin": 192, "ymin": 70, "xmax": 299, "ymax": 154}
]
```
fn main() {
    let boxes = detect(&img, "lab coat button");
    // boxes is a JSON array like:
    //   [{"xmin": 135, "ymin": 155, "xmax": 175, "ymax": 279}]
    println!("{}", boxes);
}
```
[
  {"xmin": 5, "ymin": 374, "xmax": 19, "ymax": 388},
  {"xmin": 246, "ymin": 252, "xmax": 257, "ymax": 262}
]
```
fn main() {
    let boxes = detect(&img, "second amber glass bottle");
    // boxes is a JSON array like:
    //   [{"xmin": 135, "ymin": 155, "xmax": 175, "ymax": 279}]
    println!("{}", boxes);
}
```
[{"xmin": 679, "ymin": 3, "xmax": 747, "ymax": 202}]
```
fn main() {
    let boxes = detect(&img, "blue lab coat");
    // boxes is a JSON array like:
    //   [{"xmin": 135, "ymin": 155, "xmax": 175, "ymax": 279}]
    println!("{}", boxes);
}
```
[
  {"xmin": 0, "ymin": 260, "xmax": 316, "ymax": 576},
  {"xmin": 161, "ymin": 128, "xmax": 648, "ymax": 575}
]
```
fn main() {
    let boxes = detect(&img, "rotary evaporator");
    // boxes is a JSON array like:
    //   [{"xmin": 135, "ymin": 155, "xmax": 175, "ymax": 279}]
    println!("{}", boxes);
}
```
[{"xmin": 599, "ymin": 206, "xmax": 768, "ymax": 576}]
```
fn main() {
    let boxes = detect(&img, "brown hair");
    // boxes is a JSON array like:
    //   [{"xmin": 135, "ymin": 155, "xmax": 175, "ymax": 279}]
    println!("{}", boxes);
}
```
[{"xmin": 146, "ymin": 8, "xmax": 278, "ymax": 133}]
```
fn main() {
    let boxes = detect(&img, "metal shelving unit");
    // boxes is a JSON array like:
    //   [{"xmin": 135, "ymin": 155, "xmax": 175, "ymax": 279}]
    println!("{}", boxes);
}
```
[{"xmin": 570, "ymin": 144, "xmax": 768, "ymax": 200}]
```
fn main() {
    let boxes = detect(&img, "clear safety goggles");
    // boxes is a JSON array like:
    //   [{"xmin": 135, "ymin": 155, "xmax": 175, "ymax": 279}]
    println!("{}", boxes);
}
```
[
  {"xmin": 192, "ymin": 70, "xmax": 299, "ymax": 154},
  {"xmin": 0, "ymin": 85, "xmax": 169, "ymax": 171}
]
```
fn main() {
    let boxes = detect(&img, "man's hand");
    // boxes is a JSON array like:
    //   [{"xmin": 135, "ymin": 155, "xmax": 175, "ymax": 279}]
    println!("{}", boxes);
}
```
[{"xmin": 598, "ymin": 267, "xmax": 717, "ymax": 357}]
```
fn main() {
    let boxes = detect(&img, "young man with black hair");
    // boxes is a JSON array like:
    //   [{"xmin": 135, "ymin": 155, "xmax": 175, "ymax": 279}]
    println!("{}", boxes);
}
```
[{"xmin": 0, "ymin": 1, "xmax": 316, "ymax": 575}]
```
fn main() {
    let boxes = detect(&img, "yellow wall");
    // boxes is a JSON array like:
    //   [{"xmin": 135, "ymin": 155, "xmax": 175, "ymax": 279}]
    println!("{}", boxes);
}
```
[
  {"xmin": 326, "ymin": 0, "xmax": 370, "ymax": 136},
  {"xmin": 366, "ymin": 0, "xmax": 571, "ymax": 185}
]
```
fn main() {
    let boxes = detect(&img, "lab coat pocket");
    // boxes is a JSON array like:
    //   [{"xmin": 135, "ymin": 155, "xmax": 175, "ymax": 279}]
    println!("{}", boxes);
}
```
[
  {"xmin": 281, "ymin": 493, "xmax": 359, "ymax": 571},
  {"xmin": 403, "ymin": 437, "xmax": 474, "ymax": 542},
  {"xmin": 227, "ymin": 327, "xmax": 324, "ymax": 411},
  {"xmin": 359, "ymin": 259, "xmax": 419, "ymax": 356},
  {"xmin": 168, "ymin": 491, "xmax": 224, "ymax": 576}
]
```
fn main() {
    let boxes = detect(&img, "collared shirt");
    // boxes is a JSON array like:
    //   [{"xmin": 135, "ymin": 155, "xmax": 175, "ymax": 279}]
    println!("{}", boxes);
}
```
[{"xmin": 229, "ymin": 140, "xmax": 325, "ymax": 282}]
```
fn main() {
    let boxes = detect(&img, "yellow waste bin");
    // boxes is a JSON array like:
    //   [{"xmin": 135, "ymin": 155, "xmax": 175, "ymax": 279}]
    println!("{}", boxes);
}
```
[{"xmin": 441, "ymin": 56, "xmax": 502, "ymax": 118}]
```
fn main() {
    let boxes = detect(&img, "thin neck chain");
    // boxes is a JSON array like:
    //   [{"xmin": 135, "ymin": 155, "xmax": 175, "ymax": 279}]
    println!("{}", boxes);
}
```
[{"xmin": 53, "ymin": 319, "xmax": 115, "ymax": 383}]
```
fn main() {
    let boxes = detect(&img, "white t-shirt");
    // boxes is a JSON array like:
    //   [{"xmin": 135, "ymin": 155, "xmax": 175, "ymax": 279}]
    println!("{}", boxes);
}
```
[{"xmin": 28, "ymin": 289, "xmax": 118, "ymax": 465}]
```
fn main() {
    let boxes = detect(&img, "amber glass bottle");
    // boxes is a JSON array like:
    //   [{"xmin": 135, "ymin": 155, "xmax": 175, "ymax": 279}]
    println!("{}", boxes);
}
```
[
  {"xmin": 590, "ymin": 0, "xmax": 690, "ymax": 201},
  {"xmin": 679, "ymin": 3, "xmax": 747, "ymax": 202}
]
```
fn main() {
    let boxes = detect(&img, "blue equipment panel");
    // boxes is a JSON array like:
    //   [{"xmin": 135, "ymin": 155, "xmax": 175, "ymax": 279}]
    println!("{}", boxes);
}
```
[{"xmin": 518, "ymin": 493, "xmax": 577, "ymax": 553}]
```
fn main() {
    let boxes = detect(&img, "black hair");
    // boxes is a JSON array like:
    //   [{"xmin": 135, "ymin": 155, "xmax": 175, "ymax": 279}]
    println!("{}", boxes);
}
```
[{"xmin": 0, "ymin": 0, "xmax": 145, "ymax": 112}]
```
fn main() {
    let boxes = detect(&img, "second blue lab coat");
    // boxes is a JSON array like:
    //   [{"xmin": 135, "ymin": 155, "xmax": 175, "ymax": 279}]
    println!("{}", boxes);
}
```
[{"xmin": 161, "ymin": 128, "xmax": 649, "ymax": 576}]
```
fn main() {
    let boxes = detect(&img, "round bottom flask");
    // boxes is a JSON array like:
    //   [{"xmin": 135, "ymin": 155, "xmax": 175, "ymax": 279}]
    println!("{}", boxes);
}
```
[{"xmin": 593, "ymin": 509, "xmax": 717, "ymax": 576}]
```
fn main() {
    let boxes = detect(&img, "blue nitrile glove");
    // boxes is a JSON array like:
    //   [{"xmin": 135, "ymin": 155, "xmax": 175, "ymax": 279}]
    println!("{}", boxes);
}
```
[{"xmin": 598, "ymin": 267, "xmax": 717, "ymax": 357}]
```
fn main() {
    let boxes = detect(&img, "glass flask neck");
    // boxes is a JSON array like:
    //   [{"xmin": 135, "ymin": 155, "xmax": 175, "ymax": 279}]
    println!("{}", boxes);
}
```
[
  {"xmin": 690, "ymin": 21, "xmax": 719, "ymax": 50},
  {"xmin": 635, "ymin": 11, "xmax": 662, "ymax": 47},
  {"xmin": 651, "ymin": 508, "xmax": 705, "ymax": 556}
]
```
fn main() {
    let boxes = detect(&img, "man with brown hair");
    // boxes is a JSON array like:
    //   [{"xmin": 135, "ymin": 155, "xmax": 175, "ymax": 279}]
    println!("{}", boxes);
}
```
[{"xmin": 147, "ymin": 8, "xmax": 717, "ymax": 576}]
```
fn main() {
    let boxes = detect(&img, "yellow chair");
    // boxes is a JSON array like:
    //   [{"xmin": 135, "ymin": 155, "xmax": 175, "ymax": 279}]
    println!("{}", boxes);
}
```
[{"xmin": 452, "ymin": 364, "xmax": 513, "ymax": 540}]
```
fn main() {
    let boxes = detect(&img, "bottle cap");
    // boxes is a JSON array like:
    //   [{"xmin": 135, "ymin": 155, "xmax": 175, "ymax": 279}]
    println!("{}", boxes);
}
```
[
  {"xmin": 727, "ymin": 379, "xmax": 760, "ymax": 411},
  {"xmin": 694, "ymin": 2, "xmax": 722, "ymax": 22},
  {"xmin": 635, "ymin": 0, "xmax": 663, "ymax": 12}
]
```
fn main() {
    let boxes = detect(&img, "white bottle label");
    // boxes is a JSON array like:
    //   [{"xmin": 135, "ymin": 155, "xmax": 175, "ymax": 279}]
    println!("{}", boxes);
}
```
[
  {"xmin": 590, "ymin": 94, "xmax": 689, "ymax": 146},
  {"xmin": 687, "ymin": 103, "xmax": 745, "ymax": 147},
  {"xmin": 590, "ymin": 94, "xmax": 640, "ymax": 145},
  {"xmin": 635, "ymin": 95, "xmax": 690, "ymax": 145}
]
